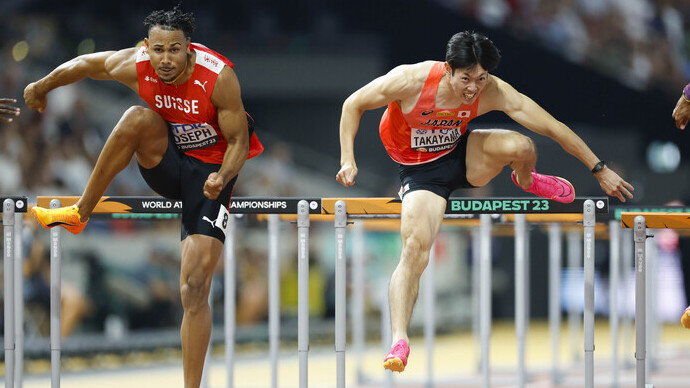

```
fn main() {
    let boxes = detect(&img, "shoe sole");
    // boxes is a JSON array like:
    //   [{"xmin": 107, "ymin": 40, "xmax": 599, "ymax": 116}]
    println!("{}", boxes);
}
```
[
  {"xmin": 383, "ymin": 358, "xmax": 405, "ymax": 372},
  {"xmin": 31, "ymin": 207, "xmax": 85, "ymax": 234}
]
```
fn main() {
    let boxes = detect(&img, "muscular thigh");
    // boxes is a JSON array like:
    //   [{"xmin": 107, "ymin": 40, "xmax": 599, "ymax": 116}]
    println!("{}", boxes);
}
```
[
  {"xmin": 465, "ymin": 129, "xmax": 527, "ymax": 187},
  {"xmin": 139, "ymin": 129, "xmax": 183, "ymax": 200},
  {"xmin": 400, "ymin": 190, "xmax": 447, "ymax": 247},
  {"xmin": 128, "ymin": 106, "xmax": 169, "ymax": 168},
  {"xmin": 180, "ymin": 234, "xmax": 224, "ymax": 283}
]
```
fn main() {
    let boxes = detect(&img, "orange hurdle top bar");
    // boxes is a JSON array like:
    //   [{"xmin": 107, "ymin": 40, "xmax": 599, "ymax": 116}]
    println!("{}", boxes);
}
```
[
  {"xmin": 620, "ymin": 212, "xmax": 690, "ymax": 229},
  {"xmin": 36, "ymin": 196, "xmax": 608, "ymax": 216}
]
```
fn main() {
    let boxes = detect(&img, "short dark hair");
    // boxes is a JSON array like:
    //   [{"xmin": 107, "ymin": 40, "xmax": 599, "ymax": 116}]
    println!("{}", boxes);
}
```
[
  {"xmin": 445, "ymin": 31, "xmax": 501, "ymax": 73},
  {"xmin": 143, "ymin": 4, "xmax": 196, "ymax": 37}
]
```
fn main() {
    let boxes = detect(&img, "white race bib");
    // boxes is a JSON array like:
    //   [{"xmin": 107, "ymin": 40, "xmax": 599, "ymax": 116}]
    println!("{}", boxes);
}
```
[
  {"xmin": 170, "ymin": 122, "xmax": 219, "ymax": 150},
  {"xmin": 410, "ymin": 128, "xmax": 461, "ymax": 153}
]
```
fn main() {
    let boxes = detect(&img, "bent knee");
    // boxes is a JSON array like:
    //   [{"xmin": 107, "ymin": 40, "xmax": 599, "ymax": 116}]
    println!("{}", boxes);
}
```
[
  {"xmin": 122, "ymin": 105, "xmax": 152, "ymax": 122},
  {"xmin": 119, "ymin": 106, "xmax": 166, "ymax": 132},
  {"xmin": 501, "ymin": 134, "xmax": 534, "ymax": 160}
]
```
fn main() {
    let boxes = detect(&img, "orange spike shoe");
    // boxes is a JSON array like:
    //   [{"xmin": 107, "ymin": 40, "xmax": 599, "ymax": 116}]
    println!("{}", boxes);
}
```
[{"xmin": 31, "ymin": 205, "xmax": 88, "ymax": 235}]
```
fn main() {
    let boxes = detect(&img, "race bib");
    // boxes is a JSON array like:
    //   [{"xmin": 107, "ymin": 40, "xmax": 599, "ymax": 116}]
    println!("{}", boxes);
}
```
[
  {"xmin": 201, "ymin": 205, "xmax": 231, "ymax": 237},
  {"xmin": 410, "ymin": 128, "xmax": 461, "ymax": 153},
  {"xmin": 170, "ymin": 122, "xmax": 219, "ymax": 151},
  {"xmin": 215, "ymin": 205, "xmax": 231, "ymax": 236}
]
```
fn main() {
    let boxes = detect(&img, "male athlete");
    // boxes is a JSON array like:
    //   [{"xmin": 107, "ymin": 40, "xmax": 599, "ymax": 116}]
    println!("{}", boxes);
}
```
[
  {"xmin": 0, "ymin": 98, "xmax": 20, "ymax": 122},
  {"xmin": 336, "ymin": 31, "xmax": 634, "ymax": 372},
  {"xmin": 672, "ymin": 82, "xmax": 690, "ymax": 328},
  {"xmin": 24, "ymin": 6, "xmax": 262, "ymax": 387}
]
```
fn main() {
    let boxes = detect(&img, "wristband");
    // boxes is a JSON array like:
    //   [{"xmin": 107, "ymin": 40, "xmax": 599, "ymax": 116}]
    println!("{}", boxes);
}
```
[
  {"xmin": 591, "ymin": 161, "xmax": 606, "ymax": 174},
  {"xmin": 683, "ymin": 83, "xmax": 690, "ymax": 102}
]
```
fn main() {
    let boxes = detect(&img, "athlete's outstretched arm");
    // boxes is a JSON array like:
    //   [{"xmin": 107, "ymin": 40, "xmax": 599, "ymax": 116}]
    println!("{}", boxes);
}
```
[
  {"xmin": 337, "ymin": 65, "xmax": 421, "ymax": 187},
  {"xmin": 24, "ymin": 48, "xmax": 138, "ymax": 113},
  {"xmin": 488, "ymin": 77, "xmax": 634, "ymax": 202},
  {"xmin": 204, "ymin": 66, "xmax": 249, "ymax": 200}
]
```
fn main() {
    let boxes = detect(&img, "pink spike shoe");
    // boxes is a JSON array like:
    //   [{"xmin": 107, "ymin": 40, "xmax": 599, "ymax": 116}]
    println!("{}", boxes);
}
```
[
  {"xmin": 681, "ymin": 306, "xmax": 690, "ymax": 329},
  {"xmin": 383, "ymin": 339, "xmax": 410, "ymax": 372},
  {"xmin": 511, "ymin": 170, "xmax": 575, "ymax": 203}
]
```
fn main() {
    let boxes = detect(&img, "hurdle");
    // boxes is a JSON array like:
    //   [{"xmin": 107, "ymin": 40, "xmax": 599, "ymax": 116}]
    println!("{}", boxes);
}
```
[
  {"xmin": 33, "ymin": 195, "xmax": 609, "ymax": 388},
  {"xmin": 34, "ymin": 196, "xmax": 322, "ymax": 388},
  {"xmin": 620, "ymin": 210, "xmax": 690, "ymax": 388},
  {"xmin": 2, "ymin": 196, "xmax": 28, "ymax": 388},
  {"xmin": 335, "ymin": 197, "xmax": 607, "ymax": 388}
]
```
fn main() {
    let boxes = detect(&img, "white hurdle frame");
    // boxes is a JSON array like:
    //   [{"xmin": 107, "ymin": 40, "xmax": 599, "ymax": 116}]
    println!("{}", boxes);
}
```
[
  {"xmin": 34, "ymin": 196, "xmax": 611, "ymax": 388},
  {"xmin": 350, "ymin": 198, "xmax": 603, "ymax": 388},
  {"xmin": 619, "ymin": 211, "xmax": 690, "ymax": 388},
  {"xmin": 2, "ymin": 197, "xmax": 28, "ymax": 388},
  {"xmin": 4, "ymin": 199, "xmax": 16, "ymax": 388}
]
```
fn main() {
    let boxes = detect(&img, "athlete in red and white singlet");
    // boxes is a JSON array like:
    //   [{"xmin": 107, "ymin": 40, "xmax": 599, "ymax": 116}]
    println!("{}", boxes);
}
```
[
  {"xmin": 136, "ymin": 43, "xmax": 263, "ymax": 164},
  {"xmin": 24, "ymin": 7, "xmax": 264, "ymax": 388},
  {"xmin": 379, "ymin": 62, "xmax": 478, "ymax": 165}
]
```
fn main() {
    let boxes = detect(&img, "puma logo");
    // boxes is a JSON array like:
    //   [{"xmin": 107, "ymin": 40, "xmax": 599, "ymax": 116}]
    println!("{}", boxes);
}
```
[
  {"xmin": 202, "ymin": 216, "xmax": 216, "ymax": 228},
  {"xmin": 194, "ymin": 80, "xmax": 208, "ymax": 92}
]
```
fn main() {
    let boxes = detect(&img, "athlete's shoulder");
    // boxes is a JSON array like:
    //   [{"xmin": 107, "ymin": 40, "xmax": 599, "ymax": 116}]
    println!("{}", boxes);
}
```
[
  {"xmin": 103, "ymin": 47, "xmax": 139, "ymax": 87},
  {"xmin": 133, "ymin": 45, "xmax": 149, "ymax": 63},
  {"xmin": 384, "ymin": 61, "xmax": 435, "ymax": 91},
  {"xmin": 478, "ymin": 75, "xmax": 519, "ymax": 113},
  {"xmin": 389, "ymin": 61, "xmax": 436, "ymax": 78},
  {"xmin": 191, "ymin": 43, "xmax": 233, "ymax": 74}
]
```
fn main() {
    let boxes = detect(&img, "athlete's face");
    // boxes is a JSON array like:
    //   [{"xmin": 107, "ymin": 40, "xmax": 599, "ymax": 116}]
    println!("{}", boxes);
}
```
[
  {"xmin": 445, "ymin": 63, "xmax": 488, "ymax": 105},
  {"xmin": 145, "ymin": 27, "xmax": 190, "ymax": 84}
]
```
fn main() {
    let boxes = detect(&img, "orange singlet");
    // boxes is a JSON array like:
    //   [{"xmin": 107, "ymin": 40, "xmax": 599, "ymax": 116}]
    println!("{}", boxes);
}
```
[{"xmin": 379, "ymin": 62, "xmax": 480, "ymax": 165}]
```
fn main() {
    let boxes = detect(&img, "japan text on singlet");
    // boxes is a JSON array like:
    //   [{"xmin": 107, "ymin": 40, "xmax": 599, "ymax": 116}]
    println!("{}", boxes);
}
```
[
  {"xmin": 379, "ymin": 61, "xmax": 480, "ymax": 165},
  {"xmin": 136, "ymin": 43, "xmax": 263, "ymax": 164}
]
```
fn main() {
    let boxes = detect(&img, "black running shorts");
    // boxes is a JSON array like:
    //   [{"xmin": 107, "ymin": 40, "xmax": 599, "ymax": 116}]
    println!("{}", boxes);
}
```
[
  {"xmin": 138, "ymin": 116, "xmax": 254, "ymax": 242},
  {"xmin": 397, "ymin": 129, "xmax": 475, "ymax": 201}
]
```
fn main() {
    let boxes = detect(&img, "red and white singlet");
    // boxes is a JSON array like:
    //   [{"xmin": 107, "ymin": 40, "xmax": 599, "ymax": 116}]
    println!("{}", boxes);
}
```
[
  {"xmin": 136, "ymin": 43, "xmax": 263, "ymax": 164},
  {"xmin": 379, "ymin": 61, "xmax": 479, "ymax": 165}
]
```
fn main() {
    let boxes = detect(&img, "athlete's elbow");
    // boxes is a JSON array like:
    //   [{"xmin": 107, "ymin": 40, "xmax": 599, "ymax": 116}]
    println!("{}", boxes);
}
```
[{"xmin": 342, "ymin": 95, "xmax": 365, "ymax": 116}]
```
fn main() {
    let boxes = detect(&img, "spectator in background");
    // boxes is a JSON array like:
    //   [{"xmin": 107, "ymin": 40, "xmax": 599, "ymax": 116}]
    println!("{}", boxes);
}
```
[
  {"xmin": 23, "ymin": 223, "xmax": 88, "ymax": 337},
  {"xmin": 236, "ymin": 247, "xmax": 269, "ymax": 325},
  {"xmin": 128, "ymin": 246, "xmax": 181, "ymax": 329}
]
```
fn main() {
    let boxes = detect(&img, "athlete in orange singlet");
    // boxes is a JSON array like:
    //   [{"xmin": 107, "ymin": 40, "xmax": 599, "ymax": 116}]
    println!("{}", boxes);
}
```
[
  {"xmin": 336, "ymin": 31, "xmax": 634, "ymax": 372},
  {"xmin": 24, "ymin": 6, "xmax": 261, "ymax": 387}
]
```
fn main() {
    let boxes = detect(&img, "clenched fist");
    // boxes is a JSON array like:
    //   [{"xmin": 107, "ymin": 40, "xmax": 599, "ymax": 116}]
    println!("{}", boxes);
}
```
[
  {"xmin": 204, "ymin": 172, "xmax": 225, "ymax": 200},
  {"xmin": 24, "ymin": 82, "xmax": 48, "ymax": 113}
]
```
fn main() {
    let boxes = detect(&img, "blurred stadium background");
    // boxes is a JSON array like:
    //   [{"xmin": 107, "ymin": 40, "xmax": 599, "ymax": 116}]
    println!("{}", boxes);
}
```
[{"xmin": 2, "ymin": 0, "xmax": 690, "ymax": 386}]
